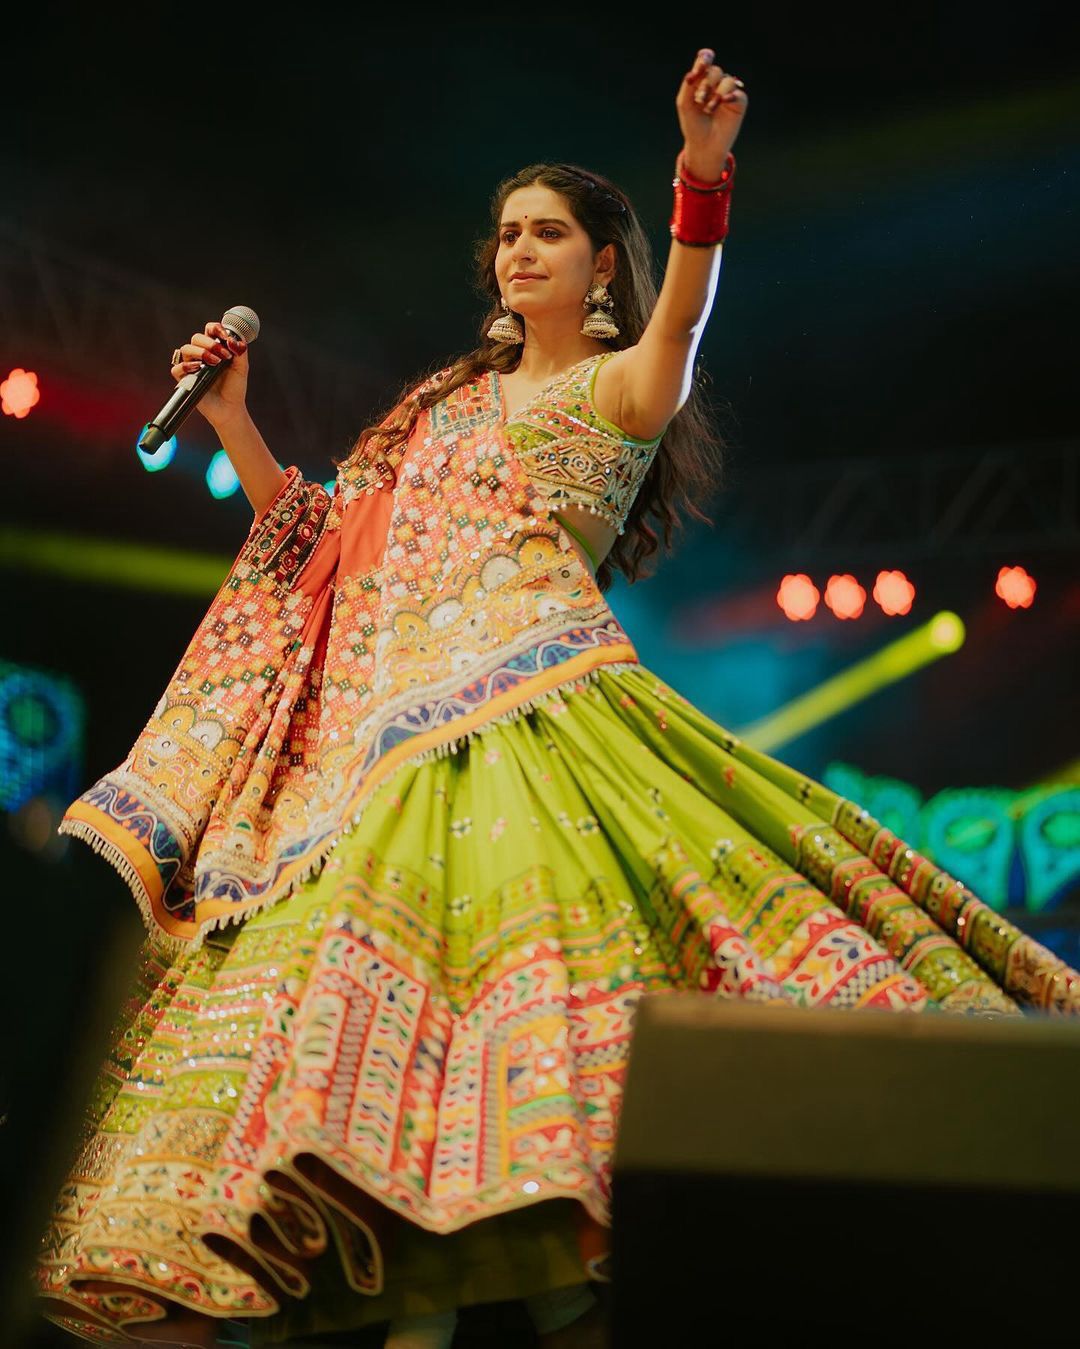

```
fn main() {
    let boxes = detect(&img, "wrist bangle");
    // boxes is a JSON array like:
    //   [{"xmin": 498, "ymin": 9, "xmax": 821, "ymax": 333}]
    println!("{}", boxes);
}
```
[{"xmin": 670, "ymin": 150, "xmax": 736, "ymax": 247}]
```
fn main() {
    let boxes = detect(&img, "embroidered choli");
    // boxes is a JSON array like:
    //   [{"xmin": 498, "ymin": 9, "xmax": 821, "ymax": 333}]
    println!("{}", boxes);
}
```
[{"xmin": 493, "ymin": 350, "xmax": 664, "ymax": 547}]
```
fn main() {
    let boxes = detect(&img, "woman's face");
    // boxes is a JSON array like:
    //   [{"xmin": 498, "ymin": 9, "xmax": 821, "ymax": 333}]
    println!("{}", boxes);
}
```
[{"xmin": 495, "ymin": 183, "xmax": 614, "ymax": 325}]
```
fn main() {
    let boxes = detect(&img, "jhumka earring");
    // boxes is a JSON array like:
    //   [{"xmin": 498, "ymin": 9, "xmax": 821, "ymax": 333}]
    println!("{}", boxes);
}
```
[
  {"xmin": 487, "ymin": 298, "xmax": 525, "ymax": 344},
  {"xmin": 581, "ymin": 281, "xmax": 619, "ymax": 339}
]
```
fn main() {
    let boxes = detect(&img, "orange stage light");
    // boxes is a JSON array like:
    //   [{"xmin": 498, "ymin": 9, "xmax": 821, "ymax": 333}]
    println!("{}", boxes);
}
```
[
  {"xmin": 995, "ymin": 565, "xmax": 1036, "ymax": 609},
  {"xmin": 1, "ymin": 368, "xmax": 41, "ymax": 419},
  {"xmin": 776, "ymin": 573, "xmax": 820, "ymax": 621},
  {"xmin": 873, "ymin": 569, "xmax": 916, "ymax": 616},
  {"xmin": 823, "ymin": 573, "xmax": 867, "ymax": 620}
]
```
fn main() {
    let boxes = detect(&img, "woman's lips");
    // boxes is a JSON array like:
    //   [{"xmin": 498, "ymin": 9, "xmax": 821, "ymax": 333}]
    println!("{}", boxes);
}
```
[{"xmin": 511, "ymin": 276, "xmax": 545, "ymax": 283}]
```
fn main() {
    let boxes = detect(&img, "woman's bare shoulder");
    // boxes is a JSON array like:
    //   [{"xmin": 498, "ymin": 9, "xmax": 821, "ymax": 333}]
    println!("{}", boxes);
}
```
[{"xmin": 591, "ymin": 345, "xmax": 669, "ymax": 443}]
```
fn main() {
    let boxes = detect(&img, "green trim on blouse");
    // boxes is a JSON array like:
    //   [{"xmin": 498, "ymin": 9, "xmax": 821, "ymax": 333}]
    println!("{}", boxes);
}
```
[{"xmin": 556, "ymin": 511, "xmax": 601, "ymax": 570}]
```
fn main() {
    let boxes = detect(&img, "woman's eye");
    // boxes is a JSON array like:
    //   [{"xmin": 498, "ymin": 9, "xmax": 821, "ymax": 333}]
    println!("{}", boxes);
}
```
[{"xmin": 500, "ymin": 229, "xmax": 560, "ymax": 243}]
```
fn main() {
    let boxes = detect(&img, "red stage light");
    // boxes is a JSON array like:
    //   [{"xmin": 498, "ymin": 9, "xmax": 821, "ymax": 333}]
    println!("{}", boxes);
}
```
[
  {"xmin": 824, "ymin": 573, "xmax": 867, "ymax": 620},
  {"xmin": 873, "ymin": 569, "xmax": 916, "ymax": 616},
  {"xmin": 995, "ymin": 565, "xmax": 1036, "ymax": 609},
  {"xmin": 777, "ymin": 573, "xmax": 820, "ymax": 621},
  {"xmin": 1, "ymin": 368, "xmax": 41, "ymax": 418}
]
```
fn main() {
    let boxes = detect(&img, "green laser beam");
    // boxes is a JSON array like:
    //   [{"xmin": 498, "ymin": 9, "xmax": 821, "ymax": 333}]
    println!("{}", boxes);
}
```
[
  {"xmin": 0, "ymin": 527, "xmax": 232, "ymax": 597},
  {"xmin": 1023, "ymin": 758, "xmax": 1080, "ymax": 790},
  {"xmin": 738, "ymin": 612, "xmax": 966, "ymax": 752}
]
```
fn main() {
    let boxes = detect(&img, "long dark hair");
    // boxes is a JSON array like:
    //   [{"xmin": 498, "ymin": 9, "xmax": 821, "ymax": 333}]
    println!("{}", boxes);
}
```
[{"xmin": 336, "ymin": 162, "xmax": 728, "ymax": 593}]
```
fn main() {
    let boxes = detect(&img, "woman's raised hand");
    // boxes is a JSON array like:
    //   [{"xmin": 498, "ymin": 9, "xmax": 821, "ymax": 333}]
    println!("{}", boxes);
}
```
[
  {"xmin": 170, "ymin": 320, "xmax": 250, "ymax": 428},
  {"xmin": 676, "ymin": 48, "xmax": 749, "ymax": 182}
]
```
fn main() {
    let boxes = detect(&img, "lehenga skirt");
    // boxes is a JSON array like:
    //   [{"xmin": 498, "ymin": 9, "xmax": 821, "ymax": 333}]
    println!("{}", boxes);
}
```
[{"xmin": 34, "ymin": 662, "xmax": 1080, "ymax": 1345}]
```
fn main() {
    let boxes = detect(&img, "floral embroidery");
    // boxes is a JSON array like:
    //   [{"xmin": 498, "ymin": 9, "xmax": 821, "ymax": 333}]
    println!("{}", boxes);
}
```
[{"xmin": 710, "ymin": 838, "xmax": 736, "ymax": 863}]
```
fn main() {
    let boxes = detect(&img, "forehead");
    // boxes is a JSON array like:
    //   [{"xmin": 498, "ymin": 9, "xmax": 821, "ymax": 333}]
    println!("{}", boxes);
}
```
[{"xmin": 500, "ymin": 183, "xmax": 575, "ymax": 223}]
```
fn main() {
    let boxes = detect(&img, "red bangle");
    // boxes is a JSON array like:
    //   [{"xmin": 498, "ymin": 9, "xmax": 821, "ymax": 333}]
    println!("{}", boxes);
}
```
[{"xmin": 670, "ymin": 150, "xmax": 736, "ymax": 247}]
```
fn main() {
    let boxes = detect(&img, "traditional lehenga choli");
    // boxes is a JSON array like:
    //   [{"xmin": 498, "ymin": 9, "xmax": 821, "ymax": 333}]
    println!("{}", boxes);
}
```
[{"xmin": 34, "ymin": 349, "xmax": 1080, "ymax": 1345}]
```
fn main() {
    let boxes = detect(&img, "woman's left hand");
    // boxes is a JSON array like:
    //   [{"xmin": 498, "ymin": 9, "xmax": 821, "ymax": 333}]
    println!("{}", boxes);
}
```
[{"xmin": 676, "ymin": 48, "xmax": 748, "ymax": 182}]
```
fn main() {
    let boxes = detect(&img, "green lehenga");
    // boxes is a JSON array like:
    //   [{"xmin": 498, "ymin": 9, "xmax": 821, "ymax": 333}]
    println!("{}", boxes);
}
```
[{"xmin": 36, "ymin": 661, "xmax": 1079, "ymax": 1345}]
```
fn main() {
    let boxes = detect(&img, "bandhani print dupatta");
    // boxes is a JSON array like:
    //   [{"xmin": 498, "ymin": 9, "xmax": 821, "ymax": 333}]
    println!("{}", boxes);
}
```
[{"xmin": 60, "ymin": 368, "xmax": 641, "ymax": 954}]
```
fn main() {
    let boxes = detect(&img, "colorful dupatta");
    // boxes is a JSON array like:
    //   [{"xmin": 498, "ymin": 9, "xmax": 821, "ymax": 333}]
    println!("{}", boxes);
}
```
[{"xmin": 59, "ymin": 365, "xmax": 641, "ymax": 953}]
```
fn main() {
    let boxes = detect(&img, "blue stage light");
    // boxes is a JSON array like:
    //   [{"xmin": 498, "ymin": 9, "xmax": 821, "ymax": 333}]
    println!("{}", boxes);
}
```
[
  {"xmin": 136, "ymin": 426, "xmax": 177, "ymax": 471},
  {"xmin": 0, "ymin": 660, "xmax": 84, "ymax": 813},
  {"xmin": 207, "ymin": 450, "xmax": 240, "ymax": 499}
]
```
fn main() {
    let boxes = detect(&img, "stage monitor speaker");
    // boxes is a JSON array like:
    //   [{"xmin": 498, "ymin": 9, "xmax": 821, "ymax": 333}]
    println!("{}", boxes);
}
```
[{"xmin": 611, "ymin": 996, "xmax": 1080, "ymax": 1344}]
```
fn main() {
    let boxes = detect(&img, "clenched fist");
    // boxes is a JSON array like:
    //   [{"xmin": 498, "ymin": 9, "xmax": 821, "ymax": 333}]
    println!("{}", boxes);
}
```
[{"xmin": 676, "ymin": 48, "xmax": 749, "ymax": 183}]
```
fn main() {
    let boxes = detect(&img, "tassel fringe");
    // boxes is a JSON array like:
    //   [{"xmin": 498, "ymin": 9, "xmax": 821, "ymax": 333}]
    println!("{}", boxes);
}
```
[
  {"xmin": 56, "ymin": 817, "xmax": 163, "ymax": 951},
  {"xmin": 409, "ymin": 659, "xmax": 641, "ymax": 761},
  {"xmin": 65, "ymin": 660, "xmax": 643, "ymax": 960}
]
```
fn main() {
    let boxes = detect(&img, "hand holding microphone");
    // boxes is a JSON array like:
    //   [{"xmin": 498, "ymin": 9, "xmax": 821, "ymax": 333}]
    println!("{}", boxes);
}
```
[
  {"xmin": 140, "ymin": 305, "xmax": 260, "ymax": 452},
  {"xmin": 171, "ymin": 321, "xmax": 250, "ymax": 423}
]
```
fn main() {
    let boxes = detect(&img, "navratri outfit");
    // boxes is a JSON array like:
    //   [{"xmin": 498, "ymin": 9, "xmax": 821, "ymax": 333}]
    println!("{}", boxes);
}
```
[{"xmin": 35, "ymin": 349, "xmax": 1080, "ymax": 1345}]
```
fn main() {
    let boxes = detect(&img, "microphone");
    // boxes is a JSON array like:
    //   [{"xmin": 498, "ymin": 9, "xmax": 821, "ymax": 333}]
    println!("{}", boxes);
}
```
[{"xmin": 139, "ymin": 305, "xmax": 261, "ymax": 453}]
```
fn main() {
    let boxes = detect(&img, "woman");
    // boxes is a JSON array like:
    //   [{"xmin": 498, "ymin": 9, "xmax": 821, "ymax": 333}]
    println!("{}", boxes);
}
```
[{"xmin": 35, "ymin": 47, "xmax": 1080, "ymax": 1349}]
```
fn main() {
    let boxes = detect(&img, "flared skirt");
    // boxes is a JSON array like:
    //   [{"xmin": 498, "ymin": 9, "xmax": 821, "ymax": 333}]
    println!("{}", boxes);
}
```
[{"xmin": 34, "ymin": 662, "xmax": 1079, "ymax": 1345}]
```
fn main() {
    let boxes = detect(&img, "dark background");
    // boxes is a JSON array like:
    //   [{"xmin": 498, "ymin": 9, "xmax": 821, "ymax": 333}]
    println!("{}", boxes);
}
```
[
  {"xmin": 4, "ymin": 9, "xmax": 1077, "ymax": 786},
  {"xmin": 3, "ymin": 8, "xmax": 1079, "ymax": 1343}
]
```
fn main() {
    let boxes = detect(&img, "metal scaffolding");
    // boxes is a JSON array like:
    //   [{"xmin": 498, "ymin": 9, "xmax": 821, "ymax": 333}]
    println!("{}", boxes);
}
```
[
  {"xmin": 0, "ymin": 219, "xmax": 390, "ymax": 464},
  {"xmin": 718, "ymin": 440, "xmax": 1078, "ymax": 564}
]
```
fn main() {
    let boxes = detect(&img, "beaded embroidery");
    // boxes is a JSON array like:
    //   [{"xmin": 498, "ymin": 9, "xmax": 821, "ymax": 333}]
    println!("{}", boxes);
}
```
[
  {"xmin": 496, "ymin": 351, "xmax": 663, "ymax": 537},
  {"xmin": 59, "ymin": 360, "xmax": 653, "ymax": 952}
]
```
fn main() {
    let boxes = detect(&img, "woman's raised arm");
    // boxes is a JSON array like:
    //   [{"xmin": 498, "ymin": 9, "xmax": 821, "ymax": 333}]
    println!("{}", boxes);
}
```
[{"xmin": 600, "ymin": 48, "xmax": 748, "ymax": 442}]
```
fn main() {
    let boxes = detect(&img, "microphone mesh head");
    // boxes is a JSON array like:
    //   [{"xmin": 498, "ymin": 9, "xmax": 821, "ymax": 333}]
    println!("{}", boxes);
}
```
[{"xmin": 221, "ymin": 305, "xmax": 260, "ymax": 343}]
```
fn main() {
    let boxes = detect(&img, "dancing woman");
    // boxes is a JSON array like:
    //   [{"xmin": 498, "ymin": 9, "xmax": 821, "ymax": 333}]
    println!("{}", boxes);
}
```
[{"xmin": 35, "ymin": 46, "xmax": 1079, "ymax": 1349}]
